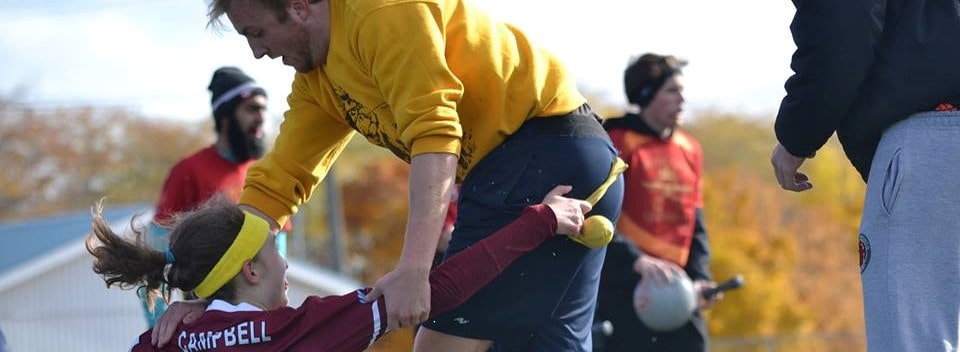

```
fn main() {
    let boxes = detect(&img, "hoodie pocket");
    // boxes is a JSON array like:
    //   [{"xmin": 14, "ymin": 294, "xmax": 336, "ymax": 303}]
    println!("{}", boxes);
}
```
[{"xmin": 881, "ymin": 148, "xmax": 903, "ymax": 215}]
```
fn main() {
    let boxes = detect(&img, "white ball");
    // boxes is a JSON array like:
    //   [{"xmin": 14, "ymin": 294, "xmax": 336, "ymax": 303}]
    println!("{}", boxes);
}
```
[{"xmin": 633, "ymin": 271, "xmax": 697, "ymax": 332}]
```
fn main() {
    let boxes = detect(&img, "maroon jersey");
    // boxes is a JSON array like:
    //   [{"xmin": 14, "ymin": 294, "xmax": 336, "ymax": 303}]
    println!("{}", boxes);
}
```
[
  {"xmin": 132, "ymin": 292, "xmax": 386, "ymax": 352},
  {"xmin": 133, "ymin": 204, "xmax": 559, "ymax": 351}
]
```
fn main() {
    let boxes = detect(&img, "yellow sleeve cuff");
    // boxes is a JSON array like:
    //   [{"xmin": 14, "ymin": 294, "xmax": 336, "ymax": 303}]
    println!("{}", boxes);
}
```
[
  {"xmin": 239, "ymin": 188, "xmax": 293, "ymax": 228},
  {"xmin": 410, "ymin": 135, "xmax": 461, "ymax": 157}
]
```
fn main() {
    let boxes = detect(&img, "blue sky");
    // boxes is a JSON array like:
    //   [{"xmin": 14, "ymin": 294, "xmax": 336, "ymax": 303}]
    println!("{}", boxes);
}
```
[{"xmin": 0, "ymin": 0, "xmax": 796, "ymax": 124}]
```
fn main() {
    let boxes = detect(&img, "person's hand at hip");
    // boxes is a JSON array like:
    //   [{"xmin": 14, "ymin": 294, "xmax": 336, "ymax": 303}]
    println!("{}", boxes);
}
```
[{"xmin": 541, "ymin": 185, "xmax": 592, "ymax": 236}]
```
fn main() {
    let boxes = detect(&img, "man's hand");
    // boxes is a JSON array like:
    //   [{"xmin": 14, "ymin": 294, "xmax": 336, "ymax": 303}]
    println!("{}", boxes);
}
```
[
  {"xmin": 693, "ymin": 280, "xmax": 722, "ymax": 309},
  {"xmin": 771, "ymin": 142, "xmax": 814, "ymax": 192},
  {"xmin": 366, "ymin": 265, "xmax": 431, "ymax": 331},
  {"xmin": 632, "ymin": 255, "xmax": 686, "ymax": 309},
  {"xmin": 365, "ymin": 153, "xmax": 453, "ymax": 331},
  {"xmin": 152, "ymin": 299, "xmax": 208, "ymax": 347},
  {"xmin": 542, "ymin": 185, "xmax": 592, "ymax": 236},
  {"xmin": 633, "ymin": 255, "xmax": 685, "ymax": 286}
]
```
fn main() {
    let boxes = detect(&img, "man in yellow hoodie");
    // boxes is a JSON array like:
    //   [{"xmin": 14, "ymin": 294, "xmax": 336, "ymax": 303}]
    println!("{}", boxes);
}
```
[{"xmin": 205, "ymin": 0, "xmax": 623, "ymax": 350}]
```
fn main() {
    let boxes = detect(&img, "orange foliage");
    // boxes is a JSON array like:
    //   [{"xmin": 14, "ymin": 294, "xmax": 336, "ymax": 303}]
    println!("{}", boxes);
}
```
[
  {"xmin": 0, "ymin": 97, "xmax": 209, "ymax": 220},
  {"xmin": 335, "ymin": 158, "xmax": 415, "ymax": 351},
  {"xmin": 340, "ymin": 159, "xmax": 411, "ymax": 284},
  {"xmin": 690, "ymin": 114, "xmax": 866, "ymax": 351}
]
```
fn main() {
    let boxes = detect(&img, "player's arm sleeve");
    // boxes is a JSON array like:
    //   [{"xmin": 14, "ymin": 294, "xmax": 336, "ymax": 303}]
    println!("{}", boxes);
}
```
[
  {"xmin": 295, "ymin": 292, "xmax": 389, "ymax": 351},
  {"xmin": 427, "ymin": 204, "xmax": 557, "ymax": 316},
  {"xmin": 775, "ymin": 0, "xmax": 886, "ymax": 157},
  {"xmin": 685, "ymin": 146, "xmax": 711, "ymax": 281},
  {"xmin": 684, "ymin": 208, "xmax": 712, "ymax": 282},
  {"xmin": 240, "ymin": 75, "xmax": 355, "ymax": 227},
  {"xmin": 355, "ymin": 3, "xmax": 463, "ymax": 158},
  {"xmin": 610, "ymin": 233, "xmax": 644, "ymax": 259}
]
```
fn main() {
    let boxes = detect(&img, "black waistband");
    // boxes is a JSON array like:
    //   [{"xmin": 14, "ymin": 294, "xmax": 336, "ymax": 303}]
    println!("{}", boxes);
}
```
[{"xmin": 519, "ymin": 104, "xmax": 608, "ymax": 139}]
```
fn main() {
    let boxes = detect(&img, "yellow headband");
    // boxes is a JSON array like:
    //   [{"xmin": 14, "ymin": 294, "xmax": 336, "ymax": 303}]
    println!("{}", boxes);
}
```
[
  {"xmin": 585, "ymin": 157, "xmax": 628, "ymax": 206},
  {"xmin": 193, "ymin": 211, "xmax": 270, "ymax": 299}
]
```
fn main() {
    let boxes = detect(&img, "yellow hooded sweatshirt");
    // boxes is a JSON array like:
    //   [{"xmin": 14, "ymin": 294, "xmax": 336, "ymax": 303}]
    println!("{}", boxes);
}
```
[{"xmin": 241, "ymin": 0, "xmax": 585, "ymax": 226}]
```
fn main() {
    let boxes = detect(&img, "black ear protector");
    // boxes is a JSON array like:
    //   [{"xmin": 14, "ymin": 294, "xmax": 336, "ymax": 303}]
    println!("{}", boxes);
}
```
[
  {"xmin": 635, "ymin": 61, "xmax": 685, "ymax": 108},
  {"xmin": 634, "ymin": 74, "xmax": 669, "ymax": 108},
  {"xmin": 625, "ymin": 54, "xmax": 687, "ymax": 107},
  {"xmin": 635, "ymin": 84, "xmax": 657, "ymax": 107}
]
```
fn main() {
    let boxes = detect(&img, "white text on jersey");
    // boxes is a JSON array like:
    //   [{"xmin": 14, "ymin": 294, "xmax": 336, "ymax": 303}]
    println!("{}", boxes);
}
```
[{"xmin": 177, "ymin": 320, "xmax": 272, "ymax": 351}]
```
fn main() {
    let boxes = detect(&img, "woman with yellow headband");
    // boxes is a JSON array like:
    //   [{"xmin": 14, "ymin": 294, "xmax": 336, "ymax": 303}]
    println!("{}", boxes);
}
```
[{"xmin": 87, "ymin": 185, "xmax": 598, "ymax": 351}]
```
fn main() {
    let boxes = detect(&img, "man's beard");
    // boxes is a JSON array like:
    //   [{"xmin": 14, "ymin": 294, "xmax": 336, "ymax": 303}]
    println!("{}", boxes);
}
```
[
  {"xmin": 292, "ymin": 26, "xmax": 320, "ymax": 72},
  {"xmin": 226, "ymin": 117, "xmax": 265, "ymax": 162}
]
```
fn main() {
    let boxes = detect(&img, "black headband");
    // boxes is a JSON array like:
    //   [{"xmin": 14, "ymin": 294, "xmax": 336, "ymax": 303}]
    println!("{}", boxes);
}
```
[{"xmin": 634, "ymin": 66, "xmax": 682, "ymax": 108}]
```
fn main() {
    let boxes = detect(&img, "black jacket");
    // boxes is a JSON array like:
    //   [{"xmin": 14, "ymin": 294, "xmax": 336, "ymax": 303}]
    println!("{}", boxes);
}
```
[{"xmin": 775, "ymin": 0, "xmax": 960, "ymax": 180}]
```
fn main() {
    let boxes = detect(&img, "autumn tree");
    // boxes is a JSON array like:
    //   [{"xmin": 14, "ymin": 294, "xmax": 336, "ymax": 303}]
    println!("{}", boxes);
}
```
[
  {"xmin": 688, "ymin": 114, "xmax": 866, "ymax": 351},
  {"xmin": 0, "ymin": 95, "xmax": 210, "ymax": 220},
  {"xmin": 335, "ymin": 152, "xmax": 414, "ymax": 351}
]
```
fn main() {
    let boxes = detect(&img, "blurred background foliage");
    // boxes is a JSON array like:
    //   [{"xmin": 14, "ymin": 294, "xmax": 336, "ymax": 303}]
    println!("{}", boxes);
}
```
[{"xmin": 0, "ymin": 92, "xmax": 865, "ymax": 351}]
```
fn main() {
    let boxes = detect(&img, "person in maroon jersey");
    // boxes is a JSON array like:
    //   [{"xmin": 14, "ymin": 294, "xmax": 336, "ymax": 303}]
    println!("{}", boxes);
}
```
[{"xmin": 87, "ymin": 185, "xmax": 594, "ymax": 351}]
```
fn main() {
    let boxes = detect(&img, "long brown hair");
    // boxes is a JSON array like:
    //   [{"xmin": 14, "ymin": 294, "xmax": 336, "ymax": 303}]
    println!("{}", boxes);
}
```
[{"xmin": 86, "ymin": 195, "xmax": 247, "ymax": 309}]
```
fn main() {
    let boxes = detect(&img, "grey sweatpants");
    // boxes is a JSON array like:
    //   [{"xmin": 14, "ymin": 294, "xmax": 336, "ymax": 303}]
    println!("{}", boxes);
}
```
[{"xmin": 860, "ymin": 111, "xmax": 960, "ymax": 352}]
